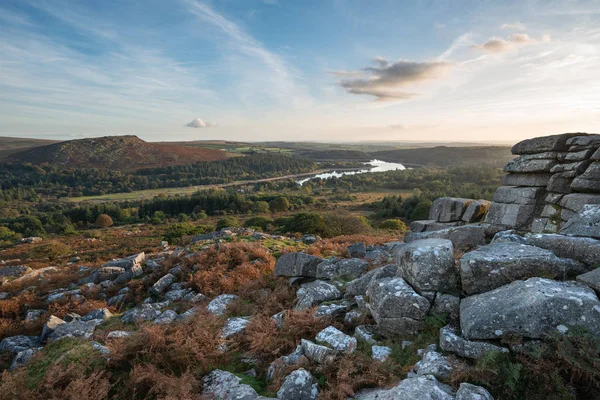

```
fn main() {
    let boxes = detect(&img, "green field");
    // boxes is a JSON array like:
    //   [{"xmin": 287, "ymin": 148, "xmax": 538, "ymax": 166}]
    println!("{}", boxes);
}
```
[{"xmin": 66, "ymin": 186, "xmax": 207, "ymax": 203}]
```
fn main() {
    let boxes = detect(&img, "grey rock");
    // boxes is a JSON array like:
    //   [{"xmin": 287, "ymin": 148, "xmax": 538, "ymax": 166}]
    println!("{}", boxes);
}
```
[
  {"xmin": 107, "ymin": 330, "xmax": 133, "ymax": 339},
  {"xmin": 164, "ymin": 288, "xmax": 194, "ymax": 301},
  {"xmin": 267, "ymin": 345, "xmax": 305, "ymax": 381},
  {"xmin": 149, "ymin": 273, "xmax": 175, "ymax": 295},
  {"xmin": 565, "ymin": 148, "xmax": 596, "ymax": 161},
  {"xmin": 484, "ymin": 203, "xmax": 538, "ymax": 229},
  {"xmin": 354, "ymin": 325, "xmax": 377, "ymax": 345},
  {"xmin": 201, "ymin": 369, "xmax": 268, "ymax": 400},
  {"xmin": 103, "ymin": 252, "xmax": 145, "ymax": 270},
  {"xmin": 410, "ymin": 220, "xmax": 465, "ymax": 233},
  {"xmin": 345, "ymin": 264, "xmax": 396, "ymax": 297},
  {"xmin": 274, "ymin": 253, "xmax": 322, "ymax": 278},
  {"xmin": 560, "ymin": 204, "xmax": 600, "ymax": 238},
  {"xmin": 462, "ymin": 200, "xmax": 491, "ymax": 223},
  {"xmin": 10, "ymin": 348, "xmax": 38, "ymax": 370},
  {"xmin": 415, "ymin": 350, "xmax": 452, "ymax": 381},
  {"xmin": 526, "ymin": 233, "xmax": 600, "ymax": 266},
  {"xmin": 301, "ymin": 339, "xmax": 337, "ymax": 364},
  {"xmin": 372, "ymin": 345, "xmax": 392, "ymax": 362},
  {"xmin": 460, "ymin": 242, "xmax": 587, "ymax": 295},
  {"xmin": 511, "ymin": 133, "xmax": 582, "ymax": 154},
  {"xmin": 460, "ymin": 277, "xmax": 600, "ymax": 339},
  {"xmin": 456, "ymin": 383, "xmax": 495, "ymax": 400},
  {"xmin": 121, "ymin": 302, "xmax": 168, "ymax": 323},
  {"xmin": 559, "ymin": 193, "xmax": 600, "ymax": 212},
  {"xmin": 492, "ymin": 186, "xmax": 545, "ymax": 205},
  {"xmin": 550, "ymin": 160, "xmax": 591, "ymax": 174},
  {"xmin": 405, "ymin": 225, "xmax": 485, "ymax": 250},
  {"xmin": 432, "ymin": 294, "xmax": 460, "ymax": 322},
  {"xmin": 296, "ymin": 280, "xmax": 341, "ymax": 310},
  {"xmin": 429, "ymin": 197, "xmax": 472, "ymax": 222},
  {"xmin": 277, "ymin": 369, "xmax": 318, "ymax": 400},
  {"xmin": 81, "ymin": 266, "xmax": 127, "ymax": 284},
  {"xmin": 0, "ymin": 335, "xmax": 41, "ymax": 353},
  {"xmin": 207, "ymin": 294, "xmax": 238, "ymax": 316},
  {"xmin": 301, "ymin": 235, "xmax": 320, "ymax": 244},
  {"xmin": 0, "ymin": 265, "xmax": 31, "ymax": 278},
  {"xmin": 348, "ymin": 242, "xmax": 367, "ymax": 258},
  {"xmin": 593, "ymin": 147, "xmax": 600, "ymax": 161},
  {"xmin": 316, "ymin": 258, "xmax": 369, "ymax": 281},
  {"xmin": 153, "ymin": 310, "xmax": 180, "ymax": 325},
  {"xmin": 572, "ymin": 162, "xmax": 600, "ymax": 193},
  {"xmin": 24, "ymin": 309, "xmax": 47, "ymax": 323},
  {"xmin": 546, "ymin": 172, "xmax": 574, "ymax": 194},
  {"xmin": 221, "ymin": 317, "xmax": 250, "ymax": 338},
  {"xmin": 502, "ymin": 173, "xmax": 552, "ymax": 187},
  {"xmin": 41, "ymin": 315, "xmax": 65, "ymax": 342},
  {"xmin": 504, "ymin": 157, "xmax": 556, "ymax": 173},
  {"xmin": 491, "ymin": 230, "xmax": 527, "ymax": 244},
  {"xmin": 366, "ymin": 277, "xmax": 430, "ymax": 336},
  {"xmin": 344, "ymin": 309, "xmax": 364, "ymax": 325},
  {"xmin": 91, "ymin": 341, "xmax": 110, "ymax": 357},
  {"xmin": 351, "ymin": 375, "xmax": 454, "ymax": 400},
  {"xmin": 315, "ymin": 301, "xmax": 350, "ymax": 318},
  {"xmin": 397, "ymin": 239, "xmax": 457, "ymax": 293},
  {"xmin": 315, "ymin": 326, "xmax": 357, "ymax": 353},
  {"xmin": 271, "ymin": 311, "xmax": 284, "ymax": 329},
  {"xmin": 566, "ymin": 134, "xmax": 600, "ymax": 147},
  {"xmin": 49, "ymin": 319, "xmax": 101, "ymax": 341},
  {"xmin": 439, "ymin": 326, "xmax": 508, "ymax": 359},
  {"xmin": 81, "ymin": 308, "xmax": 112, "ymax": 322},
  {"xmin": 577, "ymin": 269, "xmax": 600, "ymax": 292}
]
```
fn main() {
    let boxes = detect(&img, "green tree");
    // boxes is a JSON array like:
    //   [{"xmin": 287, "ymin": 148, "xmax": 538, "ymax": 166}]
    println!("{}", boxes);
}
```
[
  {"xmin": 379, "ymin": 219, "xmax": 408, "ymax": 232},
  {"xmin": 216, "ymin": 216, "xmax": 240, "ymax": 230},
  {"xmin": 269, "ymin": 196, "xmax": 291, "ymax": 212},
  {"xmin": 95, "ymin": 214, "xmax": 114, "ymax": 228}
]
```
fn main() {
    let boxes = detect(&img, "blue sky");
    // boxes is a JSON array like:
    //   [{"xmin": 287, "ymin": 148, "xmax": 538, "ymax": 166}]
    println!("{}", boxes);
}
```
[{"xmin": 1, "ymin": 0, "xmax": 599, "ymax": 142}]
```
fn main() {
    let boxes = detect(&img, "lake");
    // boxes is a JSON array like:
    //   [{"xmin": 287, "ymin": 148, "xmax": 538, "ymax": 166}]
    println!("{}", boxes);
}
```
[{"xmin": 297, "ymin": 159, "xmax": 407, "ymax": 185}]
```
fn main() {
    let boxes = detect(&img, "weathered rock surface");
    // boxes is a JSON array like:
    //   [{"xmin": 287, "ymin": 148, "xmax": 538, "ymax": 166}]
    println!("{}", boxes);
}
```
[
  {"xmin": 121, "ymin": 302, "xmax": 168, "ymax": 323},
  {"xmin": 571, "ymin": 162, "xmax": 600, "ymax": 193},
  {"xmin": 315, "ymin": 326, "xmax": 357, "ymax": 353},
  {"xmin": 277, "ymin": 369, "xmax": 318, "ymax": 400},
  {"xmin": 511, "ymin": 133, "xmax": 581, "ymax": 154},
  {"xmin": 560, "ymin": 204, "xmax": 600, "ymax": 238},
  {"xmin": 372, "ymin": 345, "xmax": 392, "ymax": 362},
  {"xmin": 301, "ymin": 339, "xmax": 337, "ymax": 364},
  {"xmin": 414, "ymin": 350, "xmax": 452, "ymax": 381},
  {"xmin": 577, "ymin": 269, "xmax": 600, "ymax": 292},
  {"xmin": 153, "ymin": 310, "xmax": 180, "ymax": 325},
  {"xmin": 296, "ymin": 280, "xmax": 341, "ymax": 310},
  {"xmin": 0, "ymin": 265, "xmax": 32, "ymax": 278},
  {"xmin": 207, "ymin": 294, "xmax": 238, "ymax": 316},
  {"xmin": 439, "ymin": 326, "xmax": 507, "ymax": 359},
  {"xmin": 367, "ymin": 277, "xmax": 430, "ymax": 336},
  {"xmin": 492, "ymin": 186, "xmax": 545, "ymax": 205},
  {"xmin": 456, "ymin": 383, "xmax": 495, "ymax": 400},
  {"xmin": 484, "ymin": 203, "xmax": 538, "ymax": 229},
  {"xmin": 429, "ymin": 198, "xmax": 472, "ymax": 222},
  {"xmin": 201, "ymin": 369, "xmax": 271, "ymax": 400},
  {"xmin": 405, "ymin": 225, "xmax": 485, "ymax": 250},
  {"xmin": 351, "ymin": 375, "xmax": 455, "ymax": 400},
  {"xmin": 49, "ymin": 319, "xmax": 101, "ymax": 341},
  {"xmin": 397, "ymin": 239, "xmax": 457, "ymax": 294},
  {"xmin": 0, "ymin": 335, "xmax": 41, "ymax": 354},
  {"xmin": 345, "ymin": 264, "xmax": 396, "ymax": 297},
  {"xmin": 348, "ymin": 242, "xmax": 367, "ymax": 258},
  {"xmin": 502, "ymin": 173, "xmax": 552, "ymax": 187},
  {"xmin": 432, "ymin": 294, "xmax": 460, "ymax": 322},
  {"xmin": 462, "ymin": 200, "xmax": 491, "ymax": 223},
  {"xmin": 504, "ymin": 157, "xmax": 556, "ymax": 173},
  {"xmin": 316, "ymin": 258, "xmax": 369, "ymax": 281},
  {"xmin": 221, "ymin": 317, "xmax": 250, "ymax": 338},
  {"xmin": 275, "ymin": 253, "xmax": 322, "ymax": 277},
  {"xmin": 460, "ymin": 242, "xmax": 587, "ymax": 295},
  {"xmin": 526, "ymin": 233, "xmax": 600, "ymax": 266},
  {"xmin": 149, "ymin": 273, "xmax": 175, "ymax": 295},
  {"xmin": 460, "ymin": 278, "xmax": 600, "ymax": 339}
]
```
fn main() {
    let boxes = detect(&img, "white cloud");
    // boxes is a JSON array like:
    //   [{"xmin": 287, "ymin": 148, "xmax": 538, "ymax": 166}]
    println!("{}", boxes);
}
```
[
  {"xmin": 185, "ymin": 118, "xmax": 216, "ymax": 128},
  {"xmin": 501, "ymin": 22, "xmax": 526, "ymax": 30},
  {"xmin": 471, "ymin": 33, "xmax": 550, "ymax": 53},
  {"xmin": 334, "ymin": 58, "xmax": 452, "ymax": 101}
]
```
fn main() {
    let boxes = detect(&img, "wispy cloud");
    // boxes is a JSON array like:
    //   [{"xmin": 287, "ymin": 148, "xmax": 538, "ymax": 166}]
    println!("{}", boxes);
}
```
[
  {"xmin": 501, "ymin": 22, "xmax": 526, "ymax": 30},
  {"xmin": 471, "ymin": 33, "xmax": 550, "ymax": 53},
  {"xmin": 333, "ymin": 58, "xmax": 452, "ymax": 101}
]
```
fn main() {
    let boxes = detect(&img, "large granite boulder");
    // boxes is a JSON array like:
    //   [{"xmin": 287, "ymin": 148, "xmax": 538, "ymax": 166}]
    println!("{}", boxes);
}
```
[
  {"xmin": 429, "ymin": 198, "xmax": 472, "ymax": 222},
  {"xmin": 315, "ymin": 326, "xmax": 357, "ymax": 353},
  {"xmin": 577, "ymin": 269, "xmax": 600, "ymax": 292},
  {"xmin": 149, "ymin": 273, "xmax": 175, "ymax": 295},
  {"xmin": 404, "ymin": 225, "xmax": 485, "ymax": 250},
  {"xmin": 460, "ymin": 242, "xmax": 587, "ymax": 295},
  {"xmin": 49, "ymin": 319, "xmax": 101, "ymax": 341},
  {"xmin": 456, "ymin": 383, "xmax": 495, "ymax": 400},
  {"xmin": 121, "ymin": 302, "xmax": 169, "ymax": 323},
  {"xmin": 558, "ymin": 193, "xmax": 600, "ymax": 213},
  {"xmin": 460, "ymin": 278, "xmax": 600, "ymax": 339},
  {"xmin": 526, "ymin": 233, "xmax": 600, "ymax": 266},
  {"xmin": 571, "ymin": 162, "xmax": 600, "ymax": 193},
  {"xmin": 0, "ymin": 335, "xmax": 41, "ymax": 354},
  {"xmin": 301, "ymin": 339, "xmax": 337, "ymax": 364},
  {"xmin": 201, "ymin": 369, "xmax": 271, "ymax": 400},
  {"xmin": 502, "ymin": 173, "xmax": 552, "ymax": 187},
  {"xmin": 511, "ymin": 133, "xmax": 582, "ymax": 154},
  {"xmin": 560, "ymin": 204, "xmax": 600, "ymax": 239},
  {"xmin": 275, "ymin": 253, "xmax": 322, "ymax": 277},
  {"xmin": 484, "ymin": 203, "xmax": 537, "ymax": 229},
  {"xmin": 277, "ymin": 369, "xmax": 318, "ymax": 400},
  {"xmin": 0, "ymin": 265, "xmax": 32, "ymax": 278},
  {"xmin": 351, "ymin": 375, "xmax": 454, "ymax": 400},
  {"xmin": 345, "ymin": 264, "xmax": 396, "ymax": 297},
  {"xmin": 397, "ymin": 239, "xmax": 457, "ymax": 294},
  {"xmin": 296, "ymin": 280, "xmax": 341, "ymax": 310},
  {"xmin": 492, "ymin": 186, "xmax": 545, "ymax": 205},
  {"xmin": 439, "ymin": 326, "xmax": 508, "ymax": 359},
  {"xmin": 462, "ymin": 200, "xmax": 491, "ymax": 223},
  {"xmin": 504, "ymin": 157, "xmax": 556, "ymax": 173},
  {"xmin": 366, "ymin": 277, "xmax": 430, "ymax": 336},
  {"xmin": 207, "ymin": 294, "xmax": 238, "ymax": 316},
  {"xmin": 316, "ymin": 258, "xmax": 369, "ymax": 281},
  {"xmin": 414, "ymin": 350, "xmax": 453, "ymax": 380}
]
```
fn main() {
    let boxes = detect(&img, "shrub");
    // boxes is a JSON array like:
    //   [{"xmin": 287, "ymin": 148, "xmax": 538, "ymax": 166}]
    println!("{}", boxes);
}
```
[
  {"xmin": 216, "ymin": 216, "xmax": 240, "ymax": 231},
  {"xmin": 244, "ymin": 216, "xmax": 274, "ymax": 231},
  {"xmin": 95, "ymin": 214, "xmax": 113, "ymax": 228},
  {"xmin": 25, "ymin": 241, "xmax": 73, "ymax": 261},
  {"xmin": 253, "ymin": 201, "xmax": 271, "ymax": 214},
  {"xmin": 379, "ymin": 219, "xmax": 408, "ymax": 232},
  {"xmin": 322, "ymin": 213, "xmax": 371, "ymax": 237},
  {"xmin": 163, "ymin": 222, "xmax": 212, "ymax": 244},
  {"xmin": 283, "ymin": 213, "xmax": 326, "ymax": 235},
  {"xmin": 269, "ymin": 196, "xmax": 291, "ymax": 212}
]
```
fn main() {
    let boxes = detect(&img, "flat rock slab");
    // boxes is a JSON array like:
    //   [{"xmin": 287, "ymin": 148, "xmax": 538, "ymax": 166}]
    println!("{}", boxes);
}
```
[
  {"xmin": 504, "ymin": 157, "xmax": 556, "ymax": 173},
  {"xmin": 462, "ymin": 200, "xmax": 491, "ymax": 223},
  {"xmin": 405, "ymin": 225, "xmax": 485, "ymax": 250},
  {"xmin": 558, "ymin": 193, "xmax": 600, "ymax": 212},
  {"xmin": 201, "ymin": 369, "xmax": 271, "ymax": 400},
  {"xmin": 560, "ymin": 204, "xmax": 600, "ymax": 239},
  {"xmin": 440, "ymin": 326, "xmax": 508, "ymax": 359},
  {"xmin": 484, "ymin": 203, "xmax": 537, "ymax": 230},
  {"xmin": 296, "ymin": 280, "xmax": 341, "ymax": 310},
  {"xmin": 397, "ymin": 239, "xmax": 457, "ymax": 293},
  {"xmin": 429, "ymin": 197, "xmax": 473, "ymax": 222},
  {"xmin": 316, "ymin": 258, "xmax": 369, "ymax": 280},
  {"xmin": 502, "ymin": 173, "xmax": 552, "ymax": 187},
  {"xmin": 345, "ymin": 264, "xmax": 396, "ymax": 297},
  {"xmin": 352, "ymin": 375, "xmax": 454, "ymax": 400},
  {"xmin": 577, "ymin": 269, "xmax": 600, "ymax": 292},
  {"xmin": 460, "ymin": 242, "xmax": 587, "ymax": 295},
  {"xmin": 511, "ymin": 133, "xmax": 582, "ymax": 155},
  {"xmin": 571, "ymin": 162, "xmax": 600, "ymax": 193},
  {"xmin": 315, "ymin": 326, "xmax": 357, "ymax": 353},
  {"xmin": 492, "ymin": 186, "xmax": 546, "ymax": 205},
  {"xmin": 526, "ymin": 233, "xmax": 600, "ymax": 266},
  {"xmin": 275, "ymin": 253, "xmax": 322, "ymax": 278},
  {"xmin": 460, "ymin": 277, "xmax": 600, "ymax": 340}
]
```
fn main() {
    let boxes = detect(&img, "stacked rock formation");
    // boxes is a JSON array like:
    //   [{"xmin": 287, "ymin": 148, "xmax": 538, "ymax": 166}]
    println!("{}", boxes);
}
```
[{"xmin": 485, "ymin": 132, "xmax": 600, "ymax": 235}]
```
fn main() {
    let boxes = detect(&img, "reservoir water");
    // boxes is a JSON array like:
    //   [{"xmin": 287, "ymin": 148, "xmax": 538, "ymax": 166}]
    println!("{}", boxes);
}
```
[{"xmin": 297, "ymin": 159, "xmax": 406, "ymax": 185}]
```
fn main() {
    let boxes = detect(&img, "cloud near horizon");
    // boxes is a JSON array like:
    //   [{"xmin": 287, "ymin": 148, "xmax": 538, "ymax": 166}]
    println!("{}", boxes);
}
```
[
  {"xmin": 185, "ymin": 118, "xmax": 216, "ymax": 128},
  {"xmin": 471, "ymin": 33, "xmax": 550, "ymax": 53},
  {"xmin": 333, "ymin": 58, "xmax": 452, "ymax": 101}
]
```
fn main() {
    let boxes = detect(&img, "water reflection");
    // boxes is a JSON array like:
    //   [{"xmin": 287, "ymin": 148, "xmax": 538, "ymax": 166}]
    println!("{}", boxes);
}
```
[{"xmin": 297, "ymin": 159, "xmax": 406, "ymax": 185}]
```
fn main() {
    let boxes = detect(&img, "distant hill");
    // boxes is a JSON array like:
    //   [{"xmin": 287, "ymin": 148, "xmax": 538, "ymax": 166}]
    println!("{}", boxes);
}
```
[
  {"xmin": 0, "ymin": 136, "xmax": 60, "ymax": 161},
  {"xmin": 371, "ymin": 146, "xmax": 513, "ymax": 167},
  {"xmin": 8, "ymin": 135, "xmax": 229, "ymax": 171}
]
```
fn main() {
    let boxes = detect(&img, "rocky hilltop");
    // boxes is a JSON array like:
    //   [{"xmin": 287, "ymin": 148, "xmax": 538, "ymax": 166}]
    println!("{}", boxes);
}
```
[
  {"xmin": 0, "ymin": 133, "xmax": 599, "ymax": 399},
  {"xmin": 8, "ymin": 135, "xmax": 228, "ymax": 171}
]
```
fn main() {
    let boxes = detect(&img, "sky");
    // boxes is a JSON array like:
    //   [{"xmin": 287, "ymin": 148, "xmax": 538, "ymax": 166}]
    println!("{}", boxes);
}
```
[{"xmin": 0, "ymin": 0, "xmax": 599, "ymax": 143}]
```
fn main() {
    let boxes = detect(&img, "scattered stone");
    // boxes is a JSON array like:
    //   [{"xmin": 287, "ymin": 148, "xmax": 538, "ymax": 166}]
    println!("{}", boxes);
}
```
[
  {"xmin": 316, "ymin": 258, "xmax": 369, "ymax": 281},
  {"xmin": 352, "ymin": 375, "xmax": 455, "ymax": 400},
  {"xmin": 491, "ymin": 231, "xmax": 528, "ymax": 245},
  {"xmin": 397, "ymin": 239, "xmax": 457, "ymax": 294},
  {"xmin": 0, "ymin": 265, "xmax": 32, "ymax": 278},
  {"xmin": 91, "ymin": 341, "xmax": 110, "ymax": 357},
  {"xmin": 347, "ymin": 242, "xmax": 367, "ymax": 258},
  {"xmin": 526, "ymin": 233, "xmax": 600, "ymax": 266},
  {"xmin": 354, "ymin": 325, "xmax": 377, "ymax": 345},
  {"xmin": 275, "ymin": 252, "xmax": 322, "ymax": 278},
  {"xmin": 121, "ymin": 302, "xmax": 169, "ymax": 323},
  {"xmin": 439, "ymin": 326, "xmax": 508, "ymax": 359},
  {"xmin": 41, "ymin": 315, "xmax": 65, "ymax": 342},
  {"xmin": 372, "ymin": 345, "xmax": 392, "ymax": 362},
  {"xmin": 315, "ymin": 301, "xmax": 350, "ymax": 318},
  {"xmin": 460, "ymin": 242, "xmax": 587, "ymax": 295},
  {"xmin": 460, "ymin": 278, "xmax": 600, "ymax": 339},
  {"xmin": 49, "ymin": 319, "xmax": 100, "ymax": 341},
  {"xmin": 207, "ymin": 294, "xmax": 238, "ymax": 316},
  {"xmin": 456, "ymin": 383, "xmax": 495, "ymax": 400},
  {"xmin": 414, "ymin": 350, "xmax": 452, "ymax": 381},
  {"xmin": 295, "ymin": 280, "xmax": 341, "ymax": 310},
  {"xmin": 366, "ymin": 277, "xmax": 431, "ymax": 336},
  {"xmin": 300, "ymin": 339, "xmax": 337, "ymax": 364},
  {"xmin": 201, "ymin": 369, "xmax": 267, "ymax": 400},
  {"xmin": 21, "ymin": 237, "xmax": 42, "ymax": 244},
  {"xmin": 164, "ymin": 288, "xmax": 194, "ymax": 301},
  {"xmin": 344, "ymin": 309, "xmax": 364, "ymax": 325},
  {"xmin": 81, "ymin": 308, "xmax": 112, "ymax": 322},
  {"xmin": 345, "ymin": 264, "xmax": 396, "ymax": 298},
  {"xmin": 10, "ymin": 348, "xmax": 38, "ymax": 370},
  {"xmin": 560, "ymin": 204, "xmax": 600, "ymax": 238},
  {"xmin": 0, "ymin": 335, "xmax": 41, "ymax": 354},
  {"xmin": 221, "ymin": 317, "xmax": 250, "ymax": 338},
  {"xmin": 315, "ymin": 326, "xmax": 357, "ymax": 353},
  {"xmin": 432, "ymin": 294, "xmax": 460, "ymax": 322},
  {"xmin": 277, "ymin": 369, "xmax": 318, "ymax": 400},
  {"xmin": 267, "ymin": 345, "xmax": 305, "ymax": 381},
  {"xmin": 107, "ymin": 330, "xmax": 133, "ymax": 339},
  {"xmin": 301, "ymin": 234, "xmax": 320, "ymax": 244},
  {"xmin": 149, "ymin": 273, "xmax": 175, "ymax": 295},
  {"xmin": 24, "ymin": 309, "xmax": 47, "ymax": 323},
  {"xmin": 153, "ymin": 310, "xmax": 180, "ymax": 325}
]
